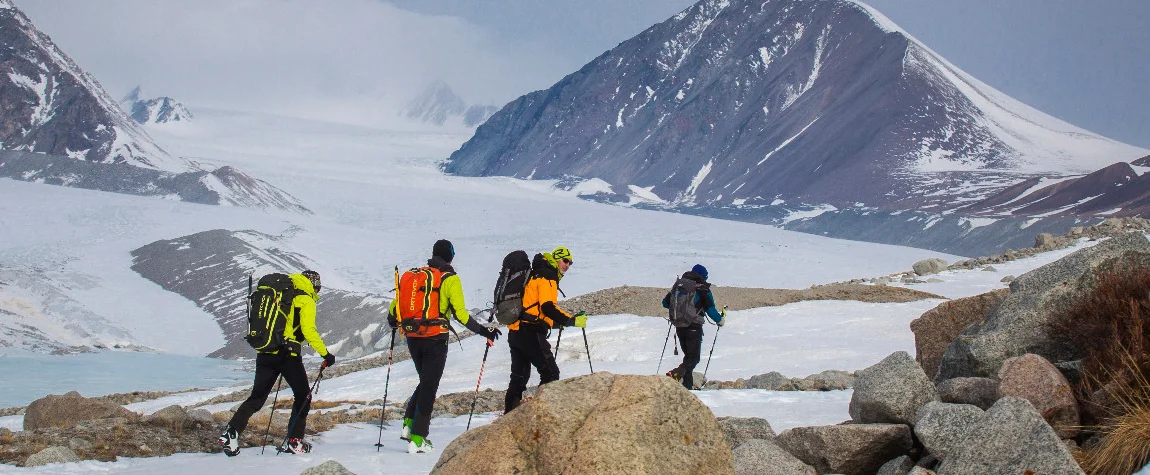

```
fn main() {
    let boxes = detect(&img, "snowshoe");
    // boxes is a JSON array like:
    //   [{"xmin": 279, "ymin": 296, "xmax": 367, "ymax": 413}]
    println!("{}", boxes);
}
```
[
  {"xmin": 279, "ymin": 437, "xmax": 312, "ymax": 454},
  {"xmin": 218, "ymin": 426, "xmax": 240, "ymax": 457}
]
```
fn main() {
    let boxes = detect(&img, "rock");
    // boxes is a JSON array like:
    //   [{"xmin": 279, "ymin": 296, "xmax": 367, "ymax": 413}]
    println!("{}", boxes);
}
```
[
  {"xmin": 926, "ymin": 278, "xmax": 943, "ymax": 283},
  {"xmin": 913, "ymin": 402, "xmax": 985, "ymax": 460},
  {"xmin": 301, "ymin": 460, "xmax": 357, "ymax": 475},
  {"xmin": 692, "ymin": 372, "xmax": 707, "ymax": 390},
  {"xmin": 24, "ymin": 391, "xmax": 136, "ymax": 430},
  {"xmin": 937, "ymin": 232, "xmax": 1150, "ymax": 380},
  {"xmin": 876, "ymin": 455, "xmax": 915, "ymax": 475},
  {"xmin": 187, "ymin": 408, "xmax": 214, "ymax": 425},
  {"xmin": 775, "ymin": 424, "xmax": 913, "ymax": 475},
  {"xmin": 143, "ymin": 405, "xmax": 187, "ymax": 426},
  {"xmin": 733, "ymin": 439, "xmax": 816, "ymax": 475},
  {"xmin": 849, "ymin": 351, "xmax": 939, "ymax": 425},
  {"xmin": 996, "ymin": 354, "xmax": 1080, "ymax": 438},
  {"xmin": 1054, "ymin": 360, "xmax": 1084, "ymax": 387},
  {"xmin": 910, "ymin": 289, "xmax": 1010, "ymax": 380},
  {"xmin": 1035, "ymin": 233, "xmax": 1057, "ymax": 249},
  {"xmin": 936, "ymin": 397, "xmax": 1084, "ymax": 475},
  {"xmin": 24, "ymin": 446, "xmax": 80, "ymax": 467},
  {"xmin": 908, "ymin": 468, "xmax": 936, "ymax": 475},
  {"xmin": 999, "ymin": 275, "xmax": 1015, "ymax": 283},
  {"xmin": 981, "ymin": 266, "xmax": 997, "ymax": 272},
  {"xmin": 68, "ymin": 437, "xmax": 92, "ymax": 451},
  {"xmin": 432, "ymin": 372, "xmax": 733, "ymax": 474},
  {"xmin": 746, "ymin": 371, "xmax": 793, "ymax": 390},
  {"xmin": 1068, "ymin": 226, "xmax": 1085, "ymax": 237},
  {"xmin": 913, "ymin": 258, "xmax": 948, "ymax": 276},
  {"xmin": 936, "ymin": 377, "xmax": 999, "ymax": 410},
  {"xmin": 718, "ymin": 417, "xmax": 776, "ymax": 449},
  {"xmin": 798, "ymin": 370, "xmax": 855, "ymax": 390}
]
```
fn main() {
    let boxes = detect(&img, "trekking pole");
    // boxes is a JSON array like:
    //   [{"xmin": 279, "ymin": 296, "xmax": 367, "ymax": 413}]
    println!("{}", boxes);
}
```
[
  {"xmin": 656, "ymin": 320, "xmax": 673, "ymax": 374},
  {"xmin": 554, "ymin": 327, "xmax": 564, "ymax": 359},
  {"xmin": 260, "ymin": 376, "xmax": 283, "ymax": 455},
  {"xmin": 581, "ymin": 327, "xmax": 593, "ymax": 373},
  {"xmin": 278, "ymin": 362, "xmax": 327, "ymax": 454},
  {"xmin": 702, "ymin": 306, "xmax": 727, "ymax": 379},
  {"xmin": 373, "ymin": 328, "xmax": 398, "ymax": 451},
  {"xmin": 466, "ymin": 337, "xmax": 495, "ymax": 430}
]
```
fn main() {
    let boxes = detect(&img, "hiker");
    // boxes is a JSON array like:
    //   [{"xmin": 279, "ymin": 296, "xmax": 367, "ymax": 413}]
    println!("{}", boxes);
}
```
[
  {"xmin": 388, "ymin": 239, "xmax": 502, "ymax": 454},
  {"xmin": 662, "ymin": 264, "xmax": 725, "ymax": 390},
  {"xmin": 504, "ymin": 246, "xmax": 587, "ymax": 413},
  {"xmin": 219, "ymin": 270, "xmax": 333, "ymax": 456}
]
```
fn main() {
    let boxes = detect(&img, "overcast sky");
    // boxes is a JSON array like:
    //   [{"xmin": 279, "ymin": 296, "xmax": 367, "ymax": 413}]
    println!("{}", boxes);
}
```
[{"xmin": 19, "ymin": 0, "xmax": 1150, "ymax": 147}]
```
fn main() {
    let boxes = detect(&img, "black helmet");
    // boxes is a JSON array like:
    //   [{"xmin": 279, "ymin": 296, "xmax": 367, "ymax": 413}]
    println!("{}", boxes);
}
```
[{"xmin": 301, "ymin": 270, "xmax": 321, "ymax": 292}]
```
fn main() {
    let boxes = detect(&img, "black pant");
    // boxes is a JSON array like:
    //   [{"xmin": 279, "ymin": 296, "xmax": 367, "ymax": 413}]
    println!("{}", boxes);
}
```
[
  {"xmin": 505, "ymin": 328, "xmax": 561, "ymax": 413},
  {"xmin": 403, "ymin": 337, "xmax": 448, "ymax": 438},
  {"xmin": 229, "ymin": 352, "xmax": 312, "ymax": 438},
  {"xmin": 672, "ymin": 324, "xmax": 703, "ymax": 390}
]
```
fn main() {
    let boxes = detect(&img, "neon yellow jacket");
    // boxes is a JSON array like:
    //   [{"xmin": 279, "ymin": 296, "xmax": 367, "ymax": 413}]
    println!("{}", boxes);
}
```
[{"xmin": 275, "ymin": 273, "xmax": 329, "ymax": 357}]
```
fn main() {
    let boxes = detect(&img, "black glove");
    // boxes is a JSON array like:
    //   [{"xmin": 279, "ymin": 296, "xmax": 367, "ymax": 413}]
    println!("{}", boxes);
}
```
[
  {"xmin": 323, "ymin": 353, "xmax": 336, "ymax": 367},
  {"xmin": 480, "ymin": 327, "xmax": 502, "ymax": 341},
  {"xmin": 387, "ymin": 312, "xmax": 398, "ymax": 330}
]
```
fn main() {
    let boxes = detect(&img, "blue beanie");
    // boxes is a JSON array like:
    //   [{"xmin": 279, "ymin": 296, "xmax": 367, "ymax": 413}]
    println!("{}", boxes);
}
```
[{"xmin": 691, "ymin": 264, "xmax": 708, "ymax": 279}]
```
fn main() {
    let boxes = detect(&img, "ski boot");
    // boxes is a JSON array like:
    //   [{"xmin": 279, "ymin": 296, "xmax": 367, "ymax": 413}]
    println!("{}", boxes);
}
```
[
  {"xmin": 218, "ymin": 425, "xmax": 240, "ymax": 457},
  {"xmin": 400, "ymin": 417, "xmax": 412, "ymax": 441},
  {"xmin": 666, "ymin": 369, "xmax": 682, "ymax": 382},
  {"xmin": 407, "ymin": 434, "xmax": 434, "ymax": 454},
  {"xmin": 279, "ymin": 437, "xmax": 312, "ymax": 454}
]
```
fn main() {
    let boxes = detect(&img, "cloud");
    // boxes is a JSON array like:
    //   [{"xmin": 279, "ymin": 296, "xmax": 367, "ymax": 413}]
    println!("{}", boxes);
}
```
[{"xmin": 19, "ymin": 0, "xmax": 570, "ymax": 127}]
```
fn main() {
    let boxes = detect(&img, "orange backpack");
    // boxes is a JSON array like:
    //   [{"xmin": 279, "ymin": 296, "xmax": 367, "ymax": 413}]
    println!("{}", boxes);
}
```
[{"xmin": 397, "ymin": 266, "xmax": 454, "ymax": 338}]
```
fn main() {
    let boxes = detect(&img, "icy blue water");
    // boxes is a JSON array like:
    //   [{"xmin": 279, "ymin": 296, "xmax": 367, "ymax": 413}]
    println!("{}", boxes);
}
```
[{"xmin": 0, "ymin": 351, "xmax": 248, "ymax": 408}]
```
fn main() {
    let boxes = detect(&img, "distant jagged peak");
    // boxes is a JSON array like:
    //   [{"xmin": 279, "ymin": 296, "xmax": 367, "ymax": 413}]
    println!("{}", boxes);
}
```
[
  {"xmin": 121, "ymin": 86, "xmax": 144, "ymax": 106},
  {"xmin": 402, "ymin": 80, "xmax": 498, "ymax": 128}
]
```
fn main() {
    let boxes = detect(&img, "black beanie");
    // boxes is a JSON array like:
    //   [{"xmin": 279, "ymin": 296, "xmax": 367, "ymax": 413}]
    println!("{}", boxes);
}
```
[{"xmin": 433, "ymin": 239, "xmax": 454, "ymax": 262}]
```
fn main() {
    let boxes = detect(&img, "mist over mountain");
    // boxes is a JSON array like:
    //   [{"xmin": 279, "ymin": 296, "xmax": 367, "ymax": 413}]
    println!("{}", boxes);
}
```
[{"xmin": 402, "ymin": 81, "xmax": 498, "ymax": 128}]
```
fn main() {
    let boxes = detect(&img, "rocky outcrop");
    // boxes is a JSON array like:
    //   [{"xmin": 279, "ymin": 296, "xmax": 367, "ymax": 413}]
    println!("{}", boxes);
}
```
[
  {"xmin": 935, "ymin": 397, "xmax": 1084, "ymax": 475},
  {"xmin": 937, "ymin": 232, "xmax": 1150, "ymax": 380},
  {"xmin": 996, "ymin": 354, "xmax": 1079, "ymax": 439},
  {"xmin": 849, "ymin": 351, "xmax": 938, "ymax": 425},
  {"xmin": 913, "ymin": 402, "xmax": 985, "ymax": 460},
  {"xmin": 733, "ymin": 439, "xmax": 816, "ymax": 475},
  {"xmin": 24, "ymin": 391, "xmax": 136, "ymax": 430},
  {"xmin": 911, "ymin": 289, "xmax": 1009, "ymax": 379},
  {"xmin": 300, "ymin": 460, "xmax": 356, "ymax": 475},
  {"xmin": 876, "ymin": 455, "xmax": 915, "ymax": 475},
  {"xmin": 935, "ymin": 377, "xmax": 998, "ymax": 410},
  {"xmin": 737, "ymin": 370, "xmax": 855, "ymax": 391},
  {"xmin": 24, "ymin": 446, "xmax": 80, "ymax": 467},
  {"xmin": 432, "ymin": 372, "xmax": 734, "ymax": 475},
  {"xmin": 913, "ymin": 259, "xmax": 948, "ymax": 276},
  {"xmin": 775, "ymin": 424, "xmax": 913, "ymax": 475},
  {"xmin": 718, "ymin": 417, "xmax": 776, "ymax": 449}
]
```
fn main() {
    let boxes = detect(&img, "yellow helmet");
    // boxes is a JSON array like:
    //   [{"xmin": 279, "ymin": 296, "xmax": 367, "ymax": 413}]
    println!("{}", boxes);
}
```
[{"xmin": 552, "ymin": 246, "xmax": 573, "ymax": 264}]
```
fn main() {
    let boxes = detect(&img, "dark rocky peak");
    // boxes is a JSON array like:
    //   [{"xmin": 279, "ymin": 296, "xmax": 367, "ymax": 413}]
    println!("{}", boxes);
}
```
[
  {"xmin": 963, "ymin": 161, "xmax": 1149, "ymax": 218},
  {"xmin": 0, "ymin": 1, "xmax": 183, "ymax": 171},
  {"xmin": 444, "ymin": 0, "xmax": 1143, "ymax": 212},
  {"xmin": 120, "ymin": 86, "xmax": 193, "ymax": 124}
]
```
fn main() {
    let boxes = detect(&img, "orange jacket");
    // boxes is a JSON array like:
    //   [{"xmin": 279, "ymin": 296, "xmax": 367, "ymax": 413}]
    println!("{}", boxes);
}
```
[{"xmin": 510, "ymin": 272, "xmax": 573, "ymax": 331}]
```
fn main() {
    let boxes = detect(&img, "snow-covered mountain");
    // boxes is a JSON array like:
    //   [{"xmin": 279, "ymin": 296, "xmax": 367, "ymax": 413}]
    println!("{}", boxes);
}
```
[
  {"xmin": 121, "ymin": 86, "xmax": 193, "ymax": 124},
  {"xmin": 0, "ymin": 1, "xmax": 182, "ymax": 171},
  {"xmin": 0, "ymin": 1, "xmax": 310, "ymax": 213},
  {"xmin": 401, "ymin": 81, "xmax": 498, "ymax": 128},
  {"xmin": 444, "ymin": 0, "xmax": 1145, "ymax": 221}
]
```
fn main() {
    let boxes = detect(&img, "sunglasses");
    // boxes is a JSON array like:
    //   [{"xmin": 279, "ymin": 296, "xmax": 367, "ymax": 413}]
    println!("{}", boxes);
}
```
[
  {"xmin": 561, "ymin": 258, "xmax": 572, "ymax": 265},
  {"xmin": 314, "ymin": 285, "xmax": 322, "ymax": 292}
]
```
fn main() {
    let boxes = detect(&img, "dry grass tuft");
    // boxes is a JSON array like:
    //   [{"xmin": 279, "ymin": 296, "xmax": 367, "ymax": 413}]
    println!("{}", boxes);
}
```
[{"xmin": 1075, "ymin": 350, "xmax": 1150, "ymax": 475}]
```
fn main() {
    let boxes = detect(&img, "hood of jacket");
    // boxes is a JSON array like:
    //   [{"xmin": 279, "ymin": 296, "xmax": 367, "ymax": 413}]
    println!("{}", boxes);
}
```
[{"xmin": 427, "ymin": 256, "xmax": 456, "ymax": 274}]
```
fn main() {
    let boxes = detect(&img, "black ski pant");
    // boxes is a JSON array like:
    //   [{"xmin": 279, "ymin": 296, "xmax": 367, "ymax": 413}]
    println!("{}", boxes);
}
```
[
  {"xmin": 403, "ymin": 337, "xmax": 448, "ymax": 439},
  {"xmin": 504, "ymin": 328, "xmax": 560, "ymax": 413},
  {"xmin": 672, "ymin": 323, "xmax": 703, "ymax": 390},
  {"xmin": 229, "ymin": 352, "xmax": 312, "ymax": 439}
]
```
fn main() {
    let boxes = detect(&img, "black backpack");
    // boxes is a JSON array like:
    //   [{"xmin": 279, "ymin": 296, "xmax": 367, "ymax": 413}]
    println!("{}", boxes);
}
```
[
  {"xmin": 492, "ymin": 250, "xmax": 532, "ymax": 325},
  {"xmin": 667, "ymin": 276, "xmax": 702, "ymax": 328},
  {"xmin": 245, "ymin": 273, "xmax": 301, "ymax": 352}
]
